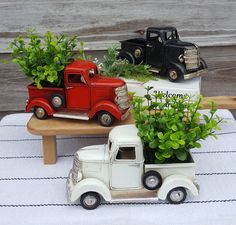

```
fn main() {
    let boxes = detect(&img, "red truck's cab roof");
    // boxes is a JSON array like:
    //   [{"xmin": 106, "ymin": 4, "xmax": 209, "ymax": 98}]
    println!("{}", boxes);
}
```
[
  {"xmin": 64, "ymin": 60, "xmax": 125, "ymax": 88},
  {"xmin": 64, "ymin": 60, "xmax": 97, "ymax": 74}
]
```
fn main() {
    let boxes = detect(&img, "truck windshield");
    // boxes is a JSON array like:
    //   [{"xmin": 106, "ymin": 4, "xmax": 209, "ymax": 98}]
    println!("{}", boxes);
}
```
[{"xmin": 165, "ymin": 30, "xmax": 178, "ymax": 40}]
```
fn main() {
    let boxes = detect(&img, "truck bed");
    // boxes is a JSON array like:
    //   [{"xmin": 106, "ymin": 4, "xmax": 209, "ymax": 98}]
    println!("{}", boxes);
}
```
[
  {"xmin": 145, "ymin": 154, "xmax": 196, "ymax": 180},
  {"xmin": 27, "ymin": 83, "xmax": 65, "ymax": 101}
]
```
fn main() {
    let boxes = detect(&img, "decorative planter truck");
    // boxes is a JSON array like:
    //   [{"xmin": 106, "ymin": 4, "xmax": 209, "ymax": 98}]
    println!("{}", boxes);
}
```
[
  {"xmin": 26, "ymin": 60, "xmax": 130, "ymax": 127},
  {"xmin": 118, "ymin": 26, "xmax": 207, "ymax": 82},
  {"xmin": 67, "ymin": 125, "xmax": 199, "ymax": 209}
]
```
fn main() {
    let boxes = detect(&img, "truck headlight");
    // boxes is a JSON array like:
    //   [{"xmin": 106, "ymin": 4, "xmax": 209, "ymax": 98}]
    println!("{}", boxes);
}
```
[
  {"xmin": 71, "ymin": 155, "xmax": 82, "ymax": 184},
  {"xmin": 178, "ymin": 54, "xmax": 184, "ymax": 63}
]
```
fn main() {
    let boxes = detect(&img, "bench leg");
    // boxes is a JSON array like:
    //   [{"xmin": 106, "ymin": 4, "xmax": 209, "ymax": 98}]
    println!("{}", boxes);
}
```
[{"xmin": 42, "ymin": 136, "xmax": 57, "ymax": 164}]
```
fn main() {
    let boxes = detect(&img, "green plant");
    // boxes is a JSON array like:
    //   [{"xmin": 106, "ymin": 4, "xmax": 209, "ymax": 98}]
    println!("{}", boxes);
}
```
[
  {"xmin": 9, "ymin": 30, "xmax": 78, "ymax": 88},
  {"xmin": 132, "ymin": 87, "xmax": 223, "ymax": 164},
  {"xmin": 100, "ymin": 45, "xmax": 155, "ymax": 82},
  {"xmin": 77, "ymin": 41, "xmax": 92, "ymax": 61}
]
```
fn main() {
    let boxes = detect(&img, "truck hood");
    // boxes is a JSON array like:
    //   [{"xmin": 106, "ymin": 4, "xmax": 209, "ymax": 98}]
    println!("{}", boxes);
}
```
[
  {"xmin": 166, "ymin": 40, "xmax": 196, "ymax": 49},
  {"xmin": 77, "ymin": 144, "xmax": 109, "ymax": 162},
  {"xmin": 91, "ymin": 76, "xmax": 125, "ymax": 88}
]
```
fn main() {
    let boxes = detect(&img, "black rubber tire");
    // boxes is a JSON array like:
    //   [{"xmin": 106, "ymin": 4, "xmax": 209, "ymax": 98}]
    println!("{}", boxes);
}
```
[
  {"xmin": 50, "ymin": 94, "xmax": 65, "ymax": 109},
  {"xmin": 166, "ymin": 67, "xmax": 183, "ymax": 82},
  {"xmin": 142, "ymin": 170, "xmax": 162, "ymax": 190},
  {"xmin": 98, "ymin": 111, "xmax": 115, "ymax": 127},
  {"xmin": 167, "ymin": 187, "xmax": 187, "ymax": 204},
  {"xmin": 33, "ymin": 106, "xmax": 48, "ymax": 120},
  {"xmin": 117, "ymin": 51, "xmax": 135, "ymax": 64},
  {"xmin": 80, "ymin": 192, "xmax": 100, "ymax": 210}
]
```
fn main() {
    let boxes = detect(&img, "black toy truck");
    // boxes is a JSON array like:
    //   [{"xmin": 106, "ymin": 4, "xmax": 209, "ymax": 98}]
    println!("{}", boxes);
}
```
[{"xmin": 118, "ymin": 27, "xmax": 207, "ymax": 82}]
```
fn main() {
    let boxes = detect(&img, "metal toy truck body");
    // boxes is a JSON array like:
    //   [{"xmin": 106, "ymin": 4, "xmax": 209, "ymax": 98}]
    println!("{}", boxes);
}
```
[
  {"xmin": 26, "ymin": 60, "xmax": 130, "ymax": 126},
  {"xmin": 67, "ymin": 125, "xmax": 199, "ymax": 209},
  {"xmin": 118, "ymin": 27, "xmax": 207, "ymax": 82}
]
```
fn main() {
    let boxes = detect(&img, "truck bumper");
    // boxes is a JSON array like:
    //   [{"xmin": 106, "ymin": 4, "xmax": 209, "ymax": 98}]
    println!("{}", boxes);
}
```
[
  {"xmin": 184, "ymin": 68, "xmax": 208, "ymax": 80},
  {"xmin": 121, "ymin": 107, "xmax": 131, "ymax": 121}
]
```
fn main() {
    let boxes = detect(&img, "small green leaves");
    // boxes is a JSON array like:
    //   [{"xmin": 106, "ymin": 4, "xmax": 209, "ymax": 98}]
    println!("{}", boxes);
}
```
[
  {"xmin": 157, "ymin": 132, "xmax": 164, "ymax": 139},
  {"xmin": 9, "ymin": 30, "xmax": 78, "ymax": 88},
  {"xmin": 176, "ymin": 151, "xmax": 187, "ymax": 161},
  {"xmin": 132, "ymin": 87, "xmax": 223, "ymax": 164},
  {"xmin": 99, "ymin": 45, "xmax": 155, "ymax": 82},
  {"xmin": 171, "ymin": 125, "xmax": 178, "ymax": 131}
]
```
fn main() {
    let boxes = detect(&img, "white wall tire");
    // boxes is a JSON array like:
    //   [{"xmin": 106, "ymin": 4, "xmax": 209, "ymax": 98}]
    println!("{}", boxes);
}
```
[
  {"xmin": 80, "ymin": 192, "xmax": 100, "ymax": 210},
  {"xmin": 167, "ymin": 187, "xmax": 187, "ymax": 204}
]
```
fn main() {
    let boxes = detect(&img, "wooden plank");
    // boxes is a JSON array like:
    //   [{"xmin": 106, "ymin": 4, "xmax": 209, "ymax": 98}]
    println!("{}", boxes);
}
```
[
  {"xmin": 42, "ymin": 136, "xmax": 57, "ymax": 164},
  {"xmin": 0, "ymin": 0, "xmax": 236, "ymax": 47},
  {"xmin": 202, "ymin": 96, "xmax": 236, "ymax": 109},
  {"xmin": 27, "ymin": 114, "xmax": 134, "ymax": 136}
]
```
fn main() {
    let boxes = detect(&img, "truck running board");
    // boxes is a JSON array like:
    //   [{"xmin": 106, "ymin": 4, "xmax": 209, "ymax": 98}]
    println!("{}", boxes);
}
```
[
  {"xmin": 110, "ymin": 197, "xmax": 160, "ymax": 203},
  {"xmin": 53, "ymin": 111, "xmax": 89, "ymax": 120},
  {"xmin": 149, "ymin": 67, "xmax": 160, "ymax": 74}
]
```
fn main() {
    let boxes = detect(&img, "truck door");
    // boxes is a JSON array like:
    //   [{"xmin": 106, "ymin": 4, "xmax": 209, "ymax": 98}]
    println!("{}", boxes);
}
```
[
  {"xmin": 65, "ymin": 73, "xmax": 90, "ymax": 110},
  {"xmin": 146, "ymin": 31, "xmax": 164, "ymax": 68},
  {"xmin": 111, "ymin": 145, "xmax": 142, "ymax": 189}
]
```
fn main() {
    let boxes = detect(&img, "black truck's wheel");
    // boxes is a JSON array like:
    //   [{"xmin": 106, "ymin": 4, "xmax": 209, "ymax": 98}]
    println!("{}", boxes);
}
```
[
  {"xmin": 80, "ymin": 192, "xmax": 100, "ymax": 210},
  {"xmin": 34, "ymin": 106, "xmax": 48, "ymax": 120},
  {"xmin": 142, "ymin": 171, "xmax": 162, "ymax": 190},
  {"xmin": 98, "ymin": 111, "xmax": 115, "ymax": 127},
  {"xmin": 167, "ymin": 187, "xmax": 187, "ymax": 204},
  {"xmin": 117, "ymin": 52, "xmax": 135, "ymax": 64},
  {"xmin": 51, "ymin": 94, "xmax": 65, "ymax": 109},
  {"xmin": 166, "ymin": 67, "xmax": 183, "ymax": 82}
]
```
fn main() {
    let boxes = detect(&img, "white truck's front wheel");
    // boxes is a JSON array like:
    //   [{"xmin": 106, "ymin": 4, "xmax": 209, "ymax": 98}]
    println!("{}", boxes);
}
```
[
  {"xmin": 80, "ymin": 192, "xmax": 101, "ymax": 210},
  {"xmin": 167, "ymin": 187, "xmax": 187, "ymax": 204}
]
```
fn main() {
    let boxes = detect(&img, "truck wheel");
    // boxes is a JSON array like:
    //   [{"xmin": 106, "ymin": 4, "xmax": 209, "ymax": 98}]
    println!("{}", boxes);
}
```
[
  {"xmin": 117, "ymin": 52, "xmax": 135, "ymax": 64},
  {"xmin": 51, "ymin": 94, "xmax": 65, "ymax": 109},
  {"xmin": 34, "ymin": 106, "xmax": 48, "ymax": 120},
  {"xmin": 167, "ymin": 68, "xmax": 182, "ymax": 82},
  {"xmin": 167, "ymin": 187, "xmax": 187, "ymax": 204},
  {"xmin": 98, "ymin": 111, "xmax": 115, "ymax": 127},
  {"xmin": 143, "ymin": 171, "xmax": 162, "ymax": 190},
  {"xmin": 80, "ymin": 192, "xmax": 100, "ymax": 210}
]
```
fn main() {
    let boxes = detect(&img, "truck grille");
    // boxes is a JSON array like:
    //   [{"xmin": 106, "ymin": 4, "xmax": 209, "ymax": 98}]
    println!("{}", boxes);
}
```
[
  {"xmin": 71, "ymin": 155, "xmax": 81, "ymax": 184},
  {"xmin": 115, "ymin": 85, "xmax": 130, "ymax": 110},
  {"xmin": 184, "ymin": 47, "xmax": 200, "ymax": 70}
]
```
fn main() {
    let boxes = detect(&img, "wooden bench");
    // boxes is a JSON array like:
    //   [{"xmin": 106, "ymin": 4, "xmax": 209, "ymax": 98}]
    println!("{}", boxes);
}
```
[
  {"xmin": 27, "ymin": 96, "xmax": 236, "ymax": 164},
  {"xmin": 27, "ymin": 114, "xmax": 134, "ymax": 164}
]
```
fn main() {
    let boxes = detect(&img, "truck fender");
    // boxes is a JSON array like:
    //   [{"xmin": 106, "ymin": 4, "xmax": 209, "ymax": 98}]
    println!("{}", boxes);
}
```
[
  {"xmin": 26, "ymin": 98, "xmax": 54, "ymax": 116},
  {"xmin": 167, "ymin": 63, "xmax": 186, "ymax": 75},
  {"xmin": 200, "ymin": 57, "xmax": 208, "ymax": 69},
  {"xmin": 70, "ymin": 178, "xmax": 111, "ymax": 203},
  {"xmin": 157, "ymin": 174, "xmax": 199, "ymax": 200},
  {"xmin": 90, "ymin": 100, "xmax": 122, "ymax": 120},
  {"xmin": 117, "ymin": 51, "xmax": 135, "ymax": 64}
]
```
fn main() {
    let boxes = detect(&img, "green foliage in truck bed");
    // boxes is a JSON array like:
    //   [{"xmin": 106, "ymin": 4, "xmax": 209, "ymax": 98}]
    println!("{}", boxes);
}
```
[{"xmin": 9, "ymin": 30, "xmax": 77, "ymax": 88}]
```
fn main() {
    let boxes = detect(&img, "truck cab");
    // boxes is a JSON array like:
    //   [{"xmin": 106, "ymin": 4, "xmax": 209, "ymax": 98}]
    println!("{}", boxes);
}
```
[
  {"xmin": 67, "ymin": 125, "xmax": 199, "ymax": 209},
  {"xmin": 118, "ymin": 26, "xmax": 207, "ymax": 82},
  {"xmin": 26, "ymin": 60, "xmax": 130, "ymax": 126}
]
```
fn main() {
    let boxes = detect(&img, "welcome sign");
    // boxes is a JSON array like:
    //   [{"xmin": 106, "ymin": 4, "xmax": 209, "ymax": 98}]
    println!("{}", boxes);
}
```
[{"xmin": 124, "ymin": 77, "xmax": 201, "ymax": 101}]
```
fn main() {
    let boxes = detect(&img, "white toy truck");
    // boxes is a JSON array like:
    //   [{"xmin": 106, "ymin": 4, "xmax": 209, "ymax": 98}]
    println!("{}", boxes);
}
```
[{"xmin": 67, "ymin": 125, "xmax": 199, "ymax": 209}]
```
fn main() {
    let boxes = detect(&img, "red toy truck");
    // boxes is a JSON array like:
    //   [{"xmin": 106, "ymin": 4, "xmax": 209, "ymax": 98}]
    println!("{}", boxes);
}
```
[{"xmin": 25, "ymin": 60, "xmax": 130, "ymax": 127}]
